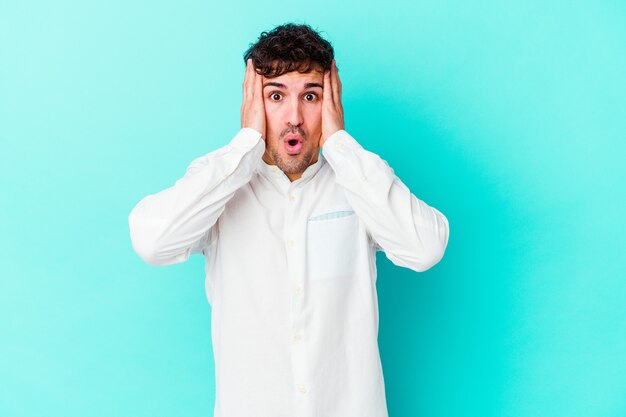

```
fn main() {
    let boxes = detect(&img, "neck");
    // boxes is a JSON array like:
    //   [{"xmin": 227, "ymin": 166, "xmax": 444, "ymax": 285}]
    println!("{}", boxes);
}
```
[{"xmin": 286, "ymin": 172, "xmax": 302, "ymax": 182}]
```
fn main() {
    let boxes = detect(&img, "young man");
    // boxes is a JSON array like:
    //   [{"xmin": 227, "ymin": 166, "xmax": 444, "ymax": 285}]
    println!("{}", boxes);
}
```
[{"xmin": 129, "ymin": 23, "xmax": 449, "ymax": 417}]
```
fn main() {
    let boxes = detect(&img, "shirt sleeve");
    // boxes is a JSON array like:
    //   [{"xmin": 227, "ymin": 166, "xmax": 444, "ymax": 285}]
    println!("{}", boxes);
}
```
[
  {"xmin": 321, "ymin": 129, "xmax": 450, "ymax": 272},
  {"xmin": 128, "ymin": 127, "xmax": 265, "ymax": 266}
]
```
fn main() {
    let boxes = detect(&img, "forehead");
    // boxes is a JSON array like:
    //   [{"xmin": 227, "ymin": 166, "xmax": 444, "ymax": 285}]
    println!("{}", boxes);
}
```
[{"xmin": 262, "ymin": 69, "xmax": 324, "ymax": 90}]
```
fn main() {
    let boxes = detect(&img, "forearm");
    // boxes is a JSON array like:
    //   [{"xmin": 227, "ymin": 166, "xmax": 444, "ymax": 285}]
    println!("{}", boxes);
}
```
[{"xmin": 128, "ymin": 128, "xmax": 264, "ymax": 266}]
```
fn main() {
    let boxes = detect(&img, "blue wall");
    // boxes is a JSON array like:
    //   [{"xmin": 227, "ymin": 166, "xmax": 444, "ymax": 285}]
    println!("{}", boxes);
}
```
[{"xmin": 1, "ymin": 1, "xmax": 624, "ymax": 416}]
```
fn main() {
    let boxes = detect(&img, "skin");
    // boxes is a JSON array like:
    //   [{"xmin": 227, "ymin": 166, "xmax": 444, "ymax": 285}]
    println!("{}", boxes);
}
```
[{"xmin": 241, "ymin": 58, "xmax": 344, "ymax": 181}]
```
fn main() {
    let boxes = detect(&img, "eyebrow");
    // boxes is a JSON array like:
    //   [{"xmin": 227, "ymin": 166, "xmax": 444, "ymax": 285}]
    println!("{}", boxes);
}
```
[{"xmin": 263, "ymin": 82, "xmax": 323, "ymax": 90}]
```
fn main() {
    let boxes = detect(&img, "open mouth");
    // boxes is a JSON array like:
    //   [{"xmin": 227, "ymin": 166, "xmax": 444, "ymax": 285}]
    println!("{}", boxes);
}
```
[{"xmin": 284, "ymin": 137, "xmax": 303, "ymax": 154}]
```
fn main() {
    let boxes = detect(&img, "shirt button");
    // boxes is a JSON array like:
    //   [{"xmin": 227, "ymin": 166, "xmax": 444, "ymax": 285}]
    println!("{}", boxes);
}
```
[
  {"xmin": 287, "ymin": 239, "xmax": 295, "ymax": 248},
  {"xmin": 271, "ymin": 166, "xmax": 278, "ymax": 172},
  {"xmin": 293, "ymin": 333, "xmax": 302, "ymax": 342},
  {"xmin": 293, "ymin": 284, "xmax": 302, "ymax": 294},
  {"xmin": 289, "ymin": 194, "xmax": 295, "ymax": 202},
  {"xmin": 298, "ymin": 385, "xmax": 307, "ymax": 394}
]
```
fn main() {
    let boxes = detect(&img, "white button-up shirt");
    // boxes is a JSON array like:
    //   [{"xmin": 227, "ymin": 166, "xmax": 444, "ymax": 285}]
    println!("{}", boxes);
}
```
[{"xmin": 128, "ymin": 128, "xmax": 450, "ymax": 417}]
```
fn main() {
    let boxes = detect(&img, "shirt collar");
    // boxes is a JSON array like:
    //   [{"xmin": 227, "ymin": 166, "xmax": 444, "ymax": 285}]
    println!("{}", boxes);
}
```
[{"xmin": 257, "ymin": 151, "xmax": 326, "ymax": 188}]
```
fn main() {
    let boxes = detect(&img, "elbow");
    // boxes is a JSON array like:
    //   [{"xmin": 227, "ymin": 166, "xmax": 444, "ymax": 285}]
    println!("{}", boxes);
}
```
[
  {"xmin": 130, "ymin": 234, "xmax": 163, "ymax": 266},
  {"xmin": 399, "ymin": 212, "xmax": 450, "ymax": 273},
  {"xmin": 128, "ymin": 218, "xmax": 161, "ymax": 266},
  {"xmin": 419, "ymin": 211, "xmax": 450, "ymax": 271},
  {"xmin": 128, "ymin": 212, "xmax": 189, "ymax": 267},
  {"xmin": 432, "ymin": 212, "xmax": 450, "ymax": 265},
  {"xmin": 386, "ymin": 242, "xmax": 448, "ymax": 273},
  {"xmin": 129, "ymin": 230, "xmax": 190, "ymax": 267},
  {"xmin": 131, "ymin": 243, "xmax": 160, "ymax": 266},
  {"xmin": 420, "ymin": 239, "xmax": 448, "ymax": 272},
  {"xmin": 408, "ymin": 243, "xmax": 448, "ymax": 273}
]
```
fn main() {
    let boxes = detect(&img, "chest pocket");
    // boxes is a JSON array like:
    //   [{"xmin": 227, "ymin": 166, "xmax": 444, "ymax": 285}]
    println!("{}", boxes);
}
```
[{"xmin": 306, "ymin": 209, "xmax": 358, "ymax": 280}]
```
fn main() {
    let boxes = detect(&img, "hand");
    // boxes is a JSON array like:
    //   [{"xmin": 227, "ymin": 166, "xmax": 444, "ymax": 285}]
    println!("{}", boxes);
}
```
[
  {"xmin": 240, "ymin": 59, "xmax": 266, "ymax": 140},
  {"xmin": 320, "ymin": 59, "xmax": 345, "ymax": 148}
]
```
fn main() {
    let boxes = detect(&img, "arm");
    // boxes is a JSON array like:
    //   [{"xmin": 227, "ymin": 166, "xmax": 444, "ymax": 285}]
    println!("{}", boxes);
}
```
[
  {"xmin": 128, "ymin": 128, "xmax": 264, "ymax": 266},
  {"xmin": 129, "ymin": 58, "xmax": 268, "ymax": 267},
  {"xmin": 322, "ymin": 130, "xmax": 449, "ymax": 272},
  {"xmin": 319, "ymin": 60, "xmax": 449, "ymax": 272}
]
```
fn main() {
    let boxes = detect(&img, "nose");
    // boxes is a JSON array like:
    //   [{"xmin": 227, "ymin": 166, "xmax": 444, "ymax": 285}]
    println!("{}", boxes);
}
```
[{"xmin": 286, "ymin": 97, "xmax": 304, "ymax": 127}]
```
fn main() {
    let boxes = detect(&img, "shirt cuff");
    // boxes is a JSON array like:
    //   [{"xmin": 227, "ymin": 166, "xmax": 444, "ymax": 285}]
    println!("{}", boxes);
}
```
[
  {"xmin": 229, "ymin": 127, "xmax": 264, "ymax": 152},
  {"xmin": 322, "ymin": 129, "xmax": 363, "ymax": 154}
]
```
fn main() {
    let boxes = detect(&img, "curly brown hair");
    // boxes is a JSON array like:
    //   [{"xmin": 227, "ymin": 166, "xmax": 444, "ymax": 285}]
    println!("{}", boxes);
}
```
[{"xmin": 243, "ymin": 23, "xmax": 334, "ymax": 78}]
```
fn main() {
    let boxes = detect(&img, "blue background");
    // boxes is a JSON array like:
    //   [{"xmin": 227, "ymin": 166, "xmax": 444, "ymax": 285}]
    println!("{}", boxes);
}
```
[{"xmin": 1, "ymin": 1, "xmax": 625, "ymax": 416}]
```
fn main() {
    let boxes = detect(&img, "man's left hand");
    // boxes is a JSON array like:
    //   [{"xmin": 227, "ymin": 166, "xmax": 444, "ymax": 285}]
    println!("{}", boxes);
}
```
[{"xmin": 320, "ymin": 59, "xmax": 345, "ymax": 148}]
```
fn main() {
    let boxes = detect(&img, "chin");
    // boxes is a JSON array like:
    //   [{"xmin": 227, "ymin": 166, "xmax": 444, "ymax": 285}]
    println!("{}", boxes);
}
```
[{"xmin": 271, "ymin": 148, "xmax": 316, "ymax": 174}]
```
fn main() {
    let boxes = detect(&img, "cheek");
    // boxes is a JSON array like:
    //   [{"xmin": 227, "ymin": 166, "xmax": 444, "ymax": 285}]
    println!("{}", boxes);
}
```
[
  {"xmin": 263, "ymin": 105, "xmax": 279, "ymax": 126},
  {"xmin": 263, "ymin": 105, "xmax": 282, "ymax": 144},
  {"xmin": 309, "ymin": 106, "xmax": 322, "ymax": 130}
]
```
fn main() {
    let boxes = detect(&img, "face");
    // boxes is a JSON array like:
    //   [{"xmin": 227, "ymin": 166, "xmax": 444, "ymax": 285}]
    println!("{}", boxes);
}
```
[{"xmin": 261, "ymin": 66, "xmax": 324, "ymax": 181}]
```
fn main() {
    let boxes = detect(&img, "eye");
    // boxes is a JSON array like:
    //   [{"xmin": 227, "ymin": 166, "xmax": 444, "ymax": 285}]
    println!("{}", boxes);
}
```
[
  {"xmin": 304, "ymin": 93, "xmax": 318, "ymax": 102},
  {"xmin": 269, "ymin": 92, "xmax": 282, "ymax": 101}
]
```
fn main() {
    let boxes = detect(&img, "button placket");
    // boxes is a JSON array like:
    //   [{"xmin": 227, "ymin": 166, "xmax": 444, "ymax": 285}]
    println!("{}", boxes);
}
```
[{"xmin": 284, "ymin": 186, "xmax": 311, "ymax": 407}]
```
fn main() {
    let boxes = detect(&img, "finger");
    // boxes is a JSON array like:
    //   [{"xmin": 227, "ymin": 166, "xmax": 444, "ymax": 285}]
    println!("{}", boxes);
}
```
[
  {"xmin": 323, "ymin": 68, "xmax": 333, "ymax": 104},
  {"xmin": 335, "ymin": 60, "xmax": 342, "ymax": 98},
  {"xmin": 243, "ymin": 59, "xmax": 252, "ymax": 100},
  {"xmin": 254, "ymin": 67, "xmax": 263, "ymax": 101},
  {"xmin": 332, "ymin": 60, "xmax": 341, "ymax": 106},
  {"xmin": 243, "ymin": 59, "xmax": 249, "ymax": 100}
]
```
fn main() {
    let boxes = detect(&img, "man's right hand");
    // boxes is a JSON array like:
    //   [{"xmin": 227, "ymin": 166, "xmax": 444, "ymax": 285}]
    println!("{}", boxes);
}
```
[{"xmin": 240, "ymin": 58, "xmax": 266, "ymax": 140}]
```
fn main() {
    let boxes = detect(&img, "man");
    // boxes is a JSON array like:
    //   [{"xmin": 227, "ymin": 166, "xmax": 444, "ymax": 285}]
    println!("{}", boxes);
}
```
[{"xmin": 129, "ymin": 23, "xmax": 449, "ymax": 417}]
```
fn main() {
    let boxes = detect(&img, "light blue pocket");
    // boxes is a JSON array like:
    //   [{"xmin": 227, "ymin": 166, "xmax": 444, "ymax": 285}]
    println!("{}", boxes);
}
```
[{"xmin": 308, "ymin": 210, "xmax": 355, "ymax": 221}]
